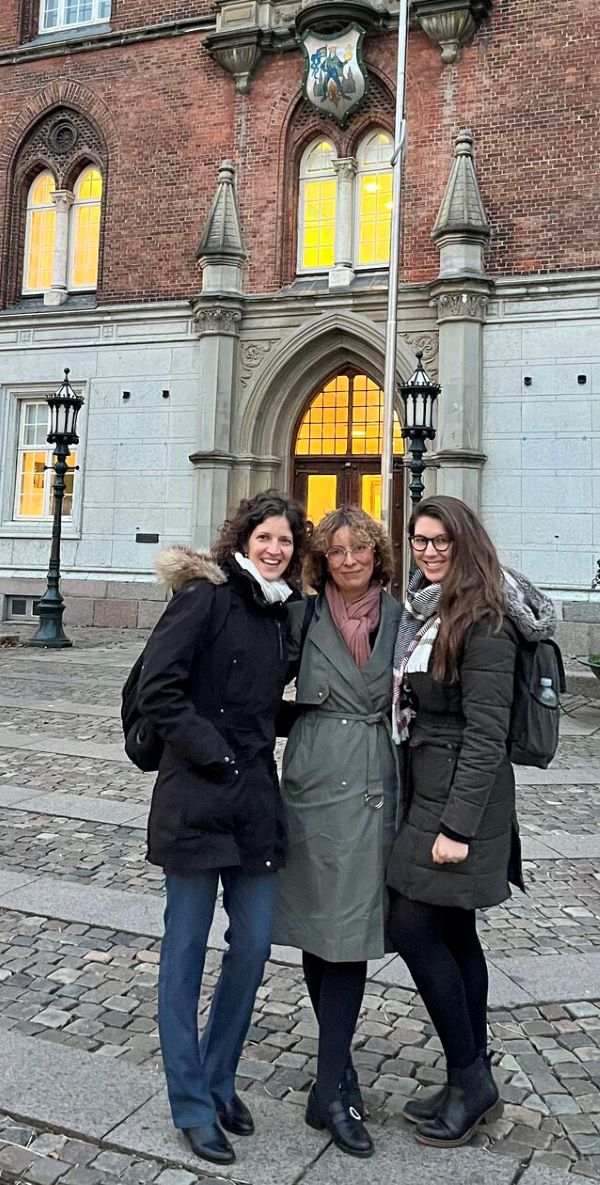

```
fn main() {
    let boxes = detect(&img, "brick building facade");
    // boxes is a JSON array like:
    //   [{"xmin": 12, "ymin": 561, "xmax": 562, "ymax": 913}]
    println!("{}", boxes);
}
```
[{"xmin": 0, "ymin": 0, "xmax": 598, "ymax": 650}]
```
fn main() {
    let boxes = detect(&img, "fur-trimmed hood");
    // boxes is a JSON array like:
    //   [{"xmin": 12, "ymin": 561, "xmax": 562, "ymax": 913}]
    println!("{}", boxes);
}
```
[
  {"xmin": 503, "ymin": 567, "xmax": 556, "ymax": 643},
  {"xmin": 155, "ymin": 547, "xmax": 227, "ymax": 593}
]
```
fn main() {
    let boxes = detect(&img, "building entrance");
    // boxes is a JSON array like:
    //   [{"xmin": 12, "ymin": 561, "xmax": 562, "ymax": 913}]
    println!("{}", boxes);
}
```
[{"xmin": 292, "ymin": 370, "xmax": 405, "ymax": 595}]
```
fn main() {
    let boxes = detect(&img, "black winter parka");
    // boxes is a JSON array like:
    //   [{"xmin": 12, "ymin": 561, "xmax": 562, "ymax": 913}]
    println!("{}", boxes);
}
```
[
  {"xmin": 137, "ymin": 550, "xmax": 297, "ymax": 876},
  {"xmin": 386, "ymin": 615, "xmax": 523, "ymax": 910}
]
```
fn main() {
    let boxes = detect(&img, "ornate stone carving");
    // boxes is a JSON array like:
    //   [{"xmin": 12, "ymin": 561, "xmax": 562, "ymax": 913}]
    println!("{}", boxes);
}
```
[
  {"xmin": 206, "ymin": 37, "xmax": 262, "ymax": 93},
  {"xmin": 434, "ymin": 291, "xmax": 489, "ymax": 321},
  {"xmin": 412, "ymin": 0, "xmax": 492, "ymax": 64},
  {"xmin": 193, "ymin": 305, "xmax": 242, "ymax": 336},
  {"xmin": 240, "ymin": 339, "xmax": 277, "ymax": 386},
  {"xmin": 400, "ymin": 331, "xmax": 439, "ymax": 380}
]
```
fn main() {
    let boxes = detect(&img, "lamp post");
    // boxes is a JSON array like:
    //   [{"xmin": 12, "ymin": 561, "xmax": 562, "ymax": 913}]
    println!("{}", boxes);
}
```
[
  {"xmin": 400, "ymin": 352, "xmax": 441, "ymax": 507},
  {"xmin": 28, "ymin": 369, "xmax": 84, "ymax": 649}
]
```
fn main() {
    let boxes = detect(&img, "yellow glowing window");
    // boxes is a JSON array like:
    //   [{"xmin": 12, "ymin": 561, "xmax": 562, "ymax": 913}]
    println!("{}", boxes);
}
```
[
  {"xmin": 356, "ymin": 130, "xmax": 393, "ymax": 267},
  {"xmin": 14, "ymin": 400, "xmax": 78, "ymax": 520},
  {"xmin": 69, "ymin": 167, "xmax": 102, "ymax": 289},
  {"xmin": 299, "ymin": 140, "xmax": 337, "ymax": 271},
  {"xmin": 295, "ymin": 372, "xmax": 404, "ymax": 457},
  {"xmin": 23, "ymin": 171, "xmax": 57, "ymax": 293},
  {"xmin": 306, "ymin": 474, "xmax": 338, "ymax": 525}
]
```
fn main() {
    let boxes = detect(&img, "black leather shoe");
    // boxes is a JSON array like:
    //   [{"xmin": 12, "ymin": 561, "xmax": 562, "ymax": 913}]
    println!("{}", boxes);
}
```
[
  {"xmin": 182, "ymin": 1123, "xmax": 235, "ymax": 1164},
  {"xmin": 216, "ymin": 1094, "xmax": 255, "ymax": 1136},
  {"xmin": 404, "ymin": 1051, "xmax": 491, "ymax": 1125},
  {"xmin": 305, "ymin": 1085, "xmax": 374, "ymax": 1158},
  {"xmin": 415, "ymin": 1056, "xmax": 502, "ymax": 1148},
  {"xmin": 339, "ymin": 1065, "xmax": 366, "ymax": 1119}
]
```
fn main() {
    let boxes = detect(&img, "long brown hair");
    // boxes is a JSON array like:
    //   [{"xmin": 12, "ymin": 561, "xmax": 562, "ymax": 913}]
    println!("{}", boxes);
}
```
[{"xmin": 409, "ymin": 495, "xmax": 506, "ymax": 681}]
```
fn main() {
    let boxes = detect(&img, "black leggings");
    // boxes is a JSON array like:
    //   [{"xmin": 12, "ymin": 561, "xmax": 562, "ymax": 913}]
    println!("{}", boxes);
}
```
[
  {"xmin": 302, "ymin": 951, "xmax": 367, "ymax": 1106},
  {"xmin": 388, "ymin": 893, "xmax": 488, "ymax": 1070}
]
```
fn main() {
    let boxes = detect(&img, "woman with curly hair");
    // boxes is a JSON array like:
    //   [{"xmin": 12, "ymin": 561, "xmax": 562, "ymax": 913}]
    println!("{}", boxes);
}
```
[
  {"xmin": 274, "ymin": 506, "xmax": 402, "ymax": 1159},
  {"xmin": 137, "ymin": 491, "xmax": 306, "ymax": 1166}
]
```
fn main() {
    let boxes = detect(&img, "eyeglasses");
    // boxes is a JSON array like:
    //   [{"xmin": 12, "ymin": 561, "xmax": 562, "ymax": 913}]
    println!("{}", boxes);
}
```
[
  {"xmin": 409, "ymin": 534, "xmax": 452, "ymax": 554},
  {"xmin": 325, "ymin": 544, "xmax": 374, "ymax": 566}
]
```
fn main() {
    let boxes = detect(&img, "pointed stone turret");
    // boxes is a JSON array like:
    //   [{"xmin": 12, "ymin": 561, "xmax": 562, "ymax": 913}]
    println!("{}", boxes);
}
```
[
  {"xmin": 433, "ymin": 129, "xmax": 490, "ymax": 244},
  {"xmin": 196, "ymin": 159, "xmax": 247, "ymax": 295}
]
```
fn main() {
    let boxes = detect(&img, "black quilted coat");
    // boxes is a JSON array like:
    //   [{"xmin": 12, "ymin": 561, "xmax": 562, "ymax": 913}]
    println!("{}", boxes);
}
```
[{"xmin": 386, "ymin": 616, "xmax": 524, "ymax": 910}]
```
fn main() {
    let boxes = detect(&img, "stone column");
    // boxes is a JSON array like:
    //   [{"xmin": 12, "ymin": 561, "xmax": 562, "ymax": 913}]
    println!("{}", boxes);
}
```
[
  {"xmin": 189, "ymin": 303, "xmax": 242, "ymax": 546},
  {"xmin": 329, "ymin": 157, "xmax": 357, "ymax": 291},
  {"xmin": 44, "ymin": 190, "xmax": 73, "ymax": 307}
]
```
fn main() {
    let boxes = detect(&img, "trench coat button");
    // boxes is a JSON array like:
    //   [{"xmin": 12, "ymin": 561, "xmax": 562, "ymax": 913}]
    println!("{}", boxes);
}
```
[
  {"xmin": 341, "ymin": 781, "xmax": 347, "ymax": 786},
  {"xmin": 318, "ymin": 691, "xmax": 323, "ymax": 697},
  {"xmin": 342, "ymin": 718, "xmax": 348, "ymax": 725}
]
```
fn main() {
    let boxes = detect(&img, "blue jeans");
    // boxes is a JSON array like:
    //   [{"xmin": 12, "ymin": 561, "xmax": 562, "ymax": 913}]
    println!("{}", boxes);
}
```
[{"xmin": 158, "ymin": 868, "xmax": 275, "ymax": 1129}]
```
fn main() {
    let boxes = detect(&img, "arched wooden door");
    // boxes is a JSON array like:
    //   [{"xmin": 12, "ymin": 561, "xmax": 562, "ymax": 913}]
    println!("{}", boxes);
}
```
[{"xmin": 292, "ymin": 370, "xmax": 405, "ymax": 595}]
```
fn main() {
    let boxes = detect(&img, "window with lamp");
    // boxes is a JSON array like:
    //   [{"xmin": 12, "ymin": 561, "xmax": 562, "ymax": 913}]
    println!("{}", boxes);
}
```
[
  {"xmin": 297, "ymin": 128, "xmax": 393, "ymax": 275},
  {"xmin": 39, "ymin": 0, "xmax": 111, "ymax": 33},
  {"xmin": 13, "ymin": 399, "xmax": 78, "ymax": 522}
]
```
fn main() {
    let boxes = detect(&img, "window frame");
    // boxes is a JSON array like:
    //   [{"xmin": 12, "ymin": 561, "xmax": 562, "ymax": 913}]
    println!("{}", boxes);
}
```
[
  {"xmin": 0, "ymin": 385, "xmax": 86, "ymax": 540},
  {"xmin": 354, "ymin": 128, "xmax": 394, "ymax": 271},
  {"xmin": 297, "ymin": 138, "xmax": 338, "ymax": 275},
  {"xmin": 22, "ymin": 170, "xmax": 58, "ymax": 296},
  {"xmin": 39, "ymin": 0, "xmax": 111, "ymax": 34}
]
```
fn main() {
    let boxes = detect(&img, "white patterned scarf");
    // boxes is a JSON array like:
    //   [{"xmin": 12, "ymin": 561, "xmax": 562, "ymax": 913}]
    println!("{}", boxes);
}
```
[{"xmin": 392, "ymin": 570, "xmax": 442, "ymax": 742}]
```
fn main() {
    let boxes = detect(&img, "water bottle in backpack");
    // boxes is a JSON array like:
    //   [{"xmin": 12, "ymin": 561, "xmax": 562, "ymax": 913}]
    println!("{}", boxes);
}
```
[{"xmin": 538, "ymin": 676, "xmax": 558, "ymax": 708}]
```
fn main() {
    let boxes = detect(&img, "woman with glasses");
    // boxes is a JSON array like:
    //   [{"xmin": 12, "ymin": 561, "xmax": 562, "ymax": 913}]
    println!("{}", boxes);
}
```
[
  {"xmin": 386, "ymin": 495, "xmax": 556, "ymax": 1150},
  {"xmin": 274, "ymin": 507, "xmax": 401, "ymax": 1158}
]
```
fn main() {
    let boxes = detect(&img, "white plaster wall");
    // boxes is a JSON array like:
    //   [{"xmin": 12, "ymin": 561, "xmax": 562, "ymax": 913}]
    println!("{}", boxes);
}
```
[
  {"xmin": 0, "ymin": 306, "xmax": 201, "ymax": 580},
  {"xmin": 481, "ymin": 299, "xmax": 600, "ymax": 595}
]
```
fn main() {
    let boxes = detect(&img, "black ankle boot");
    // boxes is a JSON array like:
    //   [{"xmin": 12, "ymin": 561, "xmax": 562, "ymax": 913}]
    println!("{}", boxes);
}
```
[
  {"xmin": 339, "ymin": 1065, "xmax": 366, "ymax": 1119},
  {"xmin": 403, "ymin": 1052, "xmax": 492, "ymax": 1125},
  {"xmin": 415, "ymin": 1055, "xmax": 501, "ymax": 1148},
  {"xmin": 305, "ymin": 1085, "xmax": 374, "ymax": 1158}
]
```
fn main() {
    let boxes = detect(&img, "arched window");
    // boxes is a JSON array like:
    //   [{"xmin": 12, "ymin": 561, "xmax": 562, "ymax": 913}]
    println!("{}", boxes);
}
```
[
  {"xmin": 69, "ymin": 166, "xmax": 103, "ymax": 289},
  {"xmin": 298, "ymin": 139, "xmax": 337, "ymax": 271},
  {"xmin": 23, "ymin": 172, "xmax": 57, "ymax": 294},
  {"xmin": 356, "ymin": 129, "xmax": 393, "ymax": 267}
]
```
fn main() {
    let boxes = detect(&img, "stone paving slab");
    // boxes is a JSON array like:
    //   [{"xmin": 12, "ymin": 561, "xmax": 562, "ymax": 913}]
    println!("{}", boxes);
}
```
[
  {"xmin": 0, "ymin": 877, "xmax": 165, "ymax": 938},
  {"xmin": 107, "ymin": 1090, "xmax": 330, "ymax": 1185},
  {"xmin": 0, "ymin": 730, "xmax": 127, "ymax": 763},
  {"xmin": 0, "ymin": 784, "xmax": 40, "ymax": 807},
  {"xmin": 541, "ymin": 833, "xmax": 600, "ymax": 859},
  {"xmin": 519, "ymin": 1169, "xmax": 578, "ymax": 1185},
  {"xmin": 0, "ymin": 870, "xmax": 37, "ymax": 895},
  {"xmin": 0, "ymin": 1031, "xmax": 160, "ymax": 1140},
  {"xmin": 493, "ymin": 952, "xmax": 600, "ymax": 1003},
  {"xmin": 515, "ymin": 768, "xmax": 600, "ymax": 785},
  {"xmin": 0, "ymin": 695, "xmax": 120, "ymax": 718},
  {"xmin": 371, "ymin": 953, "xmax": 535, "ymax": 1007},
  {"xmin": 1, "ymin": 791, "xmax": 146, "ymax": 826},
  {"xmin": 298, "ymin": 1126, "xmax": 520, "ymax": 1185}
]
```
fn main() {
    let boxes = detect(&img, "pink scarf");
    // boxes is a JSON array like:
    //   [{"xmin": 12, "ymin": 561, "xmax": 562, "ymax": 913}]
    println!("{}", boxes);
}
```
[{"xmin": 325, "ymin": 581, "xmax": 382, "ymax": 668}]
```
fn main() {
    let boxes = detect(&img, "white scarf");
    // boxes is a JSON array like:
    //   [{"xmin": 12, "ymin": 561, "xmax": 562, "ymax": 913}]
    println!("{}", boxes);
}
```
[{"xmin": 234, "ymin": 552, "xmax": 293, "ymax": 604}]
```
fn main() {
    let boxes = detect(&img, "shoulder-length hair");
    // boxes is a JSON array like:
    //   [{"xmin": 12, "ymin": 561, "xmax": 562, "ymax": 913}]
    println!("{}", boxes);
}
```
[
  {"xmin": 212, "ymin": 489, "xmax": 307, "ymax": 583},
  {"xmin": 304, "ymin": 506, "xmax": 394, "ymax": 593},
  {"xmin": 409, "ymin": 495, "xmax": 506, "ymax": 681}
]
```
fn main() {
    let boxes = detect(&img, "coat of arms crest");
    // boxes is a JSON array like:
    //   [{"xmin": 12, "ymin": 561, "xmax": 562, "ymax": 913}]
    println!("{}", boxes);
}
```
[{"xmin": 300, "ymin": 23, "xmax": 369, "ymax": 128}]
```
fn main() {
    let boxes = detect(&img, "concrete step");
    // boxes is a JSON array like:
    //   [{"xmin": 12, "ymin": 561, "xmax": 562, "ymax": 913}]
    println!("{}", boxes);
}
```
[{"xmin": 565, "ymin": 662, "xmax": 600, "ymax": 699}]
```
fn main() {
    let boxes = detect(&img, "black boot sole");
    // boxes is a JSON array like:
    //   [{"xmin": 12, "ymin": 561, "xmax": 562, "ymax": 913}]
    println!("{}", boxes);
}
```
[
  {"xmin": 305, "ymin": 1110, "xmax": 374, "ymax": 1159},
  {"xmin": 414, "ymin": 1098, "xmax": 503, "ymax": 1148}
]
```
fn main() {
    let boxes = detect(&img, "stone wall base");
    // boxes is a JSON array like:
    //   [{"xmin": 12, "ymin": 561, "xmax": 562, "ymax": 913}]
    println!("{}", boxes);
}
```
[{"xmin": 0, "ymin": 577, "xmax": 167, "ymax": 632}]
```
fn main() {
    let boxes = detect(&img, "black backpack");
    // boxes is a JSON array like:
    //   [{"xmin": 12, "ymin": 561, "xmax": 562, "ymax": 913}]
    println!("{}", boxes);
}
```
[
  {"xmin": 121, "ymin": 582, "xmax": 231, "ymax": 772},
  {"xmin": 507, "ymin": 636, "xmax": 566, "ymax": 768}
]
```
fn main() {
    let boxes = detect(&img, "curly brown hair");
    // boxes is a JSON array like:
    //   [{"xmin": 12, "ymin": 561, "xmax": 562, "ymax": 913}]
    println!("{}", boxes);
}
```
[
  {"xmin": 212, "ymin": 489, "xmax": 307, "ymax": 583},
  {"xmin": 304, "ymin": 506, "xmax": 393, "ymax": 593},
  {"xmin": 409, "ymin": 495, "xmax": 507, "ymax": 681}
]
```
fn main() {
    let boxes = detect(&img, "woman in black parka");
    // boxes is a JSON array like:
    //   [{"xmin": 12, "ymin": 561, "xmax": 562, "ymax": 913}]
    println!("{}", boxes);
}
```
[
  {"xmin": 136, "ymin": 491, "xmax": 305, "ymax": 1167},
  {"xmin": 386, "ymin": 495, "xmax": 556, "ymax": 1151}
]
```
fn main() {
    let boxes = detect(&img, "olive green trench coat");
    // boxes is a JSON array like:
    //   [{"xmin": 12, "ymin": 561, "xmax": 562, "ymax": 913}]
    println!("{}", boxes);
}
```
[{"xmin": 273, "ymin": 589, "xmax": 402, "ymax": 961}]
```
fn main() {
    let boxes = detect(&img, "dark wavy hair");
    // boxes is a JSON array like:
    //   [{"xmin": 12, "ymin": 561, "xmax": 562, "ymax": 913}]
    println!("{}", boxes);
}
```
[
  {"xmin": 303, "ymin": 505, "xmax": 394, "ymax": 593},
  {"xmin": 409, "ymin": 495, "xmax": 506, "ymax": 681},
  {"xmin": 212, "ymin": 489, "xmax": 307, "ymax": 583}
]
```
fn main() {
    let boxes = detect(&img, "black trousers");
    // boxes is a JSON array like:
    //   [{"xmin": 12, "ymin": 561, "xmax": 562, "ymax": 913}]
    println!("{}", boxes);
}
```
[
  {"xmin": 302, "ymin": 951, "xmax": 367, "ymax": 1105},
  {"xmin": 388, "ymin": 892, "xmax": 489, "ymax": 1070}
]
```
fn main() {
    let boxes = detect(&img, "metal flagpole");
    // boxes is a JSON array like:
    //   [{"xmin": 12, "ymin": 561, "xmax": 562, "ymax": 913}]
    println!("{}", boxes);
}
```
[{"xmin": 380, "ymin": 0, "xmax": 410, "ymax": 534}]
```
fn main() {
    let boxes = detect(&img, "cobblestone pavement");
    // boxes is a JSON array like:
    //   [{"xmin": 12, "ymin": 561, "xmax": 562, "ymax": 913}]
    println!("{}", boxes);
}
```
[{"xmin": 0, "ymin": 640, "xmax": 599, "ymax": 1185}]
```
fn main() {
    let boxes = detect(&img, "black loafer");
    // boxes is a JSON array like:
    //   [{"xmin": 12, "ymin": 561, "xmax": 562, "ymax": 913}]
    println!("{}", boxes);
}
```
[
  {"xmin": 216, "ymin": 1093, "xmax": 255, "ymax": 1136},
  {"xmin": 182, "ymin": 1123, "xmax": 235, "ymax": 1164},
  {"xmin": 305, "ymin": 1085, "xmax": 374, "ymax": 1158}
]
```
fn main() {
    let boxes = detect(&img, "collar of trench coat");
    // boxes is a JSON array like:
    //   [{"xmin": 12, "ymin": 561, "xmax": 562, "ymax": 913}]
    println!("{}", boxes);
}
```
[{"xmin": 307, "ymin": 589, "xmax": 400, "ymax": 710}]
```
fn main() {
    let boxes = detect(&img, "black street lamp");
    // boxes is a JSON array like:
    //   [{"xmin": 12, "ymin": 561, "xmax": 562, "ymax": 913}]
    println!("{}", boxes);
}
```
[
  {"xmin": 28, "ymin": 369, "xmax": 84, "ymax": 649},
  {"xmin": 399, "ymin": 352, "xmax": 441, "ymax": 507}
]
